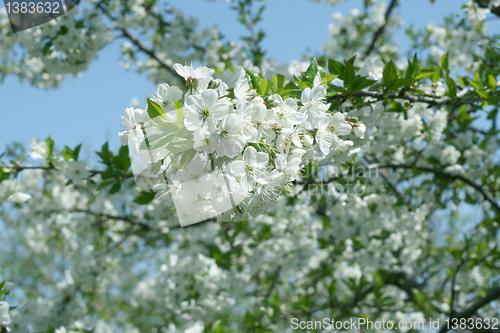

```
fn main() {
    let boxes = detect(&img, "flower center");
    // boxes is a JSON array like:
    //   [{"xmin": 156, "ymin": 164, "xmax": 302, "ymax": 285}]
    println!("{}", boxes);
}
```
[{"xmin": 201, "ymin": 108, "xmax": 210, "ymax": 120}]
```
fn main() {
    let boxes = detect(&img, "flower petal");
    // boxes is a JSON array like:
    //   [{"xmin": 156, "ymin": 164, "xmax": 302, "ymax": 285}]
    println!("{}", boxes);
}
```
[{"xmin": 184, "ymin": 113, "xmax": 201, "ymax": 131}]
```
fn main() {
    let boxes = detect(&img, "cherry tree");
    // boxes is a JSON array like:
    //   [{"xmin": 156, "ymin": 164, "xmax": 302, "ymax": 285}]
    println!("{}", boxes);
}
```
[{"xmin": 1, "ymin": 0, "xmax": 500, "ymax": 332}]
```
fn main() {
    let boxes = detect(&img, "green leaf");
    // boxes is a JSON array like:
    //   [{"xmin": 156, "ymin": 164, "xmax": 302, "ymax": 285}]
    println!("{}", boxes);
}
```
[
  {"xmin": 456, "ymin": 74, "xmax": 466, "ymax": 88},
  {"xmin": 147, "ymin": 98, "xmax": 166, "ymax": 120},
  {"xmin": 487, "ymin": 108, "xmax": 498, "ymax": 120},
  {"xmin": 245, "ymin": 69, "xmax": 262, "ymax": 93},
  {"xmin": 342, "ymin": 57, "xmax": 356, "ymax": 90},
  {"xmin": 321, "ymin": 74, "xmax": 338, "ymax": 85},
  {"xmin": 487, "ymin": 74, "xmax": 497, "ymax": 90},
  {"xmin": 45, "ymin": 136, "xmax": 54, "ymax": 160},
  {"xmin": 149, "ymin": 132, "xmax": 177, "ymax": 150},
  {"xmin": 405, "ymin": 53, "xmax": 420, "ymax": 80},
  {"xmin": 62, "ymin": 144, "xmax": 82, "ymax": 161},
  {"xmin": 133, "ymin": 191, "xmax": 156, "ymax": 204},
  {"xmin": 302, "ymin": 58, "xmax": 324, "ymax": 84},
  {"xmin": 109, "ymin": 182, "xmax": 121, "ymax": 194},
  {"xmin": 96, "ymin": 179, "xmax": 114, "ymax": 190},
  {"xmin": 150, "ymin": 160, "xmax": 163, "ymax": 175},
  {"xmin": 179, "ymin": 149, "xmax": 197, "ymax": 168},
  {"xmin": 382, "ymin": 61, "xmax": 398, "ymax": 91},
  {"xmin": 415, "ymin": 69, "xmax": 438, "ymax": 80},
  {"xmin": 391, "ymin": 78, "xmax": 411, "ymax": 91},
  {"xmin": 73, "ymin": 144, "xmax": 82, "ymax": 161},
  {"xmin": 446, "ymin": 76, "xmax": 457, "ymax": 97},
  {"xmin": 62, "ymin": 146, "xmax": 73, "ymax": 161},
  {"xmin": 75, "ymin": 20, "xmax": 84, "ymax": 29},
  {"xmin": 352, "ymin": 77, "xmax": 377, "ymax": 93},
  {"xmin": 431, "ymin": 70, "xmax": 440, "ymax": 83},
  {"xmin": 476, "ymin": 90, "xmax": 489, "ymax": 98},
  {"xmin": 328, "ymin": 58, "xmax": 344, "ymax": 76},
  {"xmin": 294, "ymin": 76, "xmax": 312, "ymax": 89},
  {"xmin": 457, "ymin": 105, "xmax": 472, "ymax": 123},
  {"xmin": 260, "ymin": 79, "xmax": 272, "ymax": 96},
  {"xmin": 167, "ymin": 139, "xmax": 194, "ymax": 154},
  {"xmin": 96, "ymin": 142, "xmax": 112, "ymax": 166},
  {"xmin": 114, "ymin": 145, "xmax": 131, "ymax": 172},
  {"xmin": 385, "ymin": 100, "xmax": 406, "ymax": 113},
  {"xmin": 441, "ymin": 52, "xmax": 449, "ymax": 76},
  {"xmin": 272, "ymin": 74, "xmax": 286, "ymax": 90},
  {"xmin": 155, "ymin": 122, "xmax": 179, "ymax": 134},
  {"xmin": 469, "ymin": 80, "xmax": 484, "ymax": 91},
  {"xmin": 42, "ymin": 41, "xmax": 52, "ymax": 56},
  {"xmin": 175, "ymin": 100, "xmax": 184, "ymax": 127}
]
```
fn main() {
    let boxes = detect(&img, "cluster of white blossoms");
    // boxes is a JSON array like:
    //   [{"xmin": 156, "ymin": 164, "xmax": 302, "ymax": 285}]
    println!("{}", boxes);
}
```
[
  {"xmin": 0, "ymin": 3, "xmax": 110, "ymax": 88},
  {"xmin": 0, "ymin": 300, "xmax": 12, "ymax": 328},
  {"xmin": 120, "ymin": 63, "xmax": 366, "ymax": 224},
  {"xmin": 324, "ymin": 2, "xmax": 402, "ymax": 61}
]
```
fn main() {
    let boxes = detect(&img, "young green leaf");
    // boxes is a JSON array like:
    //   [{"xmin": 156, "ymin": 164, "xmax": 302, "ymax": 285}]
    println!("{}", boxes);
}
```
[
  {"xmin": 441, "ymin": 52, "xmax": 449, "ymax": 76},
  {"xmin": 343, "ymin": 60, "xmax": 355, "ymax": 90},
  {"xmin": 382, "ymin": 61, "xmax": 398, "ymax": 91},
  {"xmin": 175, "ymin": 100, "xmax": 184, "ymax": 126},
  {"xmin": 133, "ymin": 191, "xmax": 156, "ymax": 204},
  {"xmin": 328, "ymin": 58, "xmax": 344, "ymax": 76},
  {"xmin": 415, "ymin": 69, "xmax": 438, "ymax": 80},
  {"xmin": 245, "ymin": 69, "xmax": 262, "ymax": 93},
  {"xmin": 45, "ymin": 136, "xmax": 54, "ymax": 160},
  {"xmin": 147, "ymin": 98, "xmax": 166, "ymax": 120},
  {"xmin": 446, "ymin": 76, "xmax": 457, "ymax": 97},
  {"xmin": 109, "ymin": 182, "xmax": 121, "ymax": 194},
  {"xmin": 272, "ymin": 74, "xmax": 286, "ymax": 90}
]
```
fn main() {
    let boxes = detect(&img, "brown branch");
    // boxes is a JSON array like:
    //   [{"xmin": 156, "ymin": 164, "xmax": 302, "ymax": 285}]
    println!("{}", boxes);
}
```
[
  {"xmin": 299, "ymin": 162, "xmax": 500, "ymax": 215},
  {"xmin": 372, "ymin": 163, "xmax": 500, "ymax": 215},
  {"xmin": 328, "ymin": 89, "xmax": 480, "ymax": 107},
  {"xmin": 275, "ymin": 284, "xmax": 375, "ymax": 321},
  {"xmin": 0, "ymin": 164, "xmax": 56, "ymax": 171},
  {"xmin": 438, "ymin": 286, "xmax": 500, "ymax": 333},
  {"xmin": 69, "ymin": 208, "xmax": 152, "ymax": 231},
  {"xmin": 363, "ymin": 0, "xmax": 399, "ymax": 58},
  {"xmin": 0, "ymin": 164, "xmax": 102, "ymax": 175},
  {"xmin": 120, "ymin": 29, "xmax": 181, "ymax": 80},
  {"xmin": 95, "ymin": 3, "xmax": 182, "ymax": 80},
  {"xmin": 363, "ymin": 155, "xmax": 409, "ymax": 205}
]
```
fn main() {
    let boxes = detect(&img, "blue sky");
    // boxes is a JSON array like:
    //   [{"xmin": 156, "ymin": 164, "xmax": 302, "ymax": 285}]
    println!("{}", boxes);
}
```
[{"xmin": 0, "ymin": 0, "xmax": 475, "ymax": 161}]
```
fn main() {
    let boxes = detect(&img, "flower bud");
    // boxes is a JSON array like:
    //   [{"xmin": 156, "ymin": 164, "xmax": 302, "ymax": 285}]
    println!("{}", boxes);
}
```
[
  {"xmin": 353, "ymin": 123, "xmax": 366, "ymax": 139},
  {"xmin": 208, "ymin": 80, "xmax": 220, "ymax": 89},
  {"xmin": 3, "ymin": 282, "xmax": 14, "ymax": 292}
]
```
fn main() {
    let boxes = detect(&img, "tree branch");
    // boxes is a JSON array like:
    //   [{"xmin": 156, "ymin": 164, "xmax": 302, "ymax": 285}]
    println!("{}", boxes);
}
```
[
  {"xmin": 96, "ymin": 3, "xmax": 182, "ymax": 81},
  {"xmin": 363, "ymin": 0, "xmax": 399, "ymax": 58},
  {"xmin": 298, "ymin": 162, "xmax": 500, "ymax": 215},
  {"xmin": 69, "ymin": 208, "xmax": 153, "ymax": 231},
  {"xmin": 0, "ymin": 164, "xmax": 103, "ymax": 175},
  {"xmin": 438, "ymin": 286, "xmax": 500, "ymax": 333},
  {"xmin": 119, "ymin": 29, "xmax": 182, "ymax": 80},
  {"xmin": 328, "ymin": 89, "xmax": 480, "ymax": 107},
  {"xmin": 372, "ymin": 163, "xmax": 500, "ymax": 215}
]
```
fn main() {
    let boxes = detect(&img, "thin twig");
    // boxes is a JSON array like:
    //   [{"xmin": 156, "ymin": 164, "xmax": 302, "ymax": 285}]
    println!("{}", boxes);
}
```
[
  {"xmin": 0, "ymin": 164, "xmax": 103, "ymax": 175},
  {"xmin": 70, "ymin": 208, "xmax": 152, "ymax": 230},
  {"xmin": 363, "ymin": 0, "xmax": 399, "ymax": 58},
  {"xmin": 96, "ymin": 3, "xmax": 182, "ymax": 80},
  {"xmin": 328, "ymin": 89, "xmax": 480, "ymax": 107},
  {"xmin": 438, "ymin": 286, "xmax": 500, "ymax": 333},
  {"xmin": 372, "ymin": 163, "xmax": 500, "ymax": 215},
  {"xmin": 299, "ymin": 162, "xmax": 500, "ymax": 215}
]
